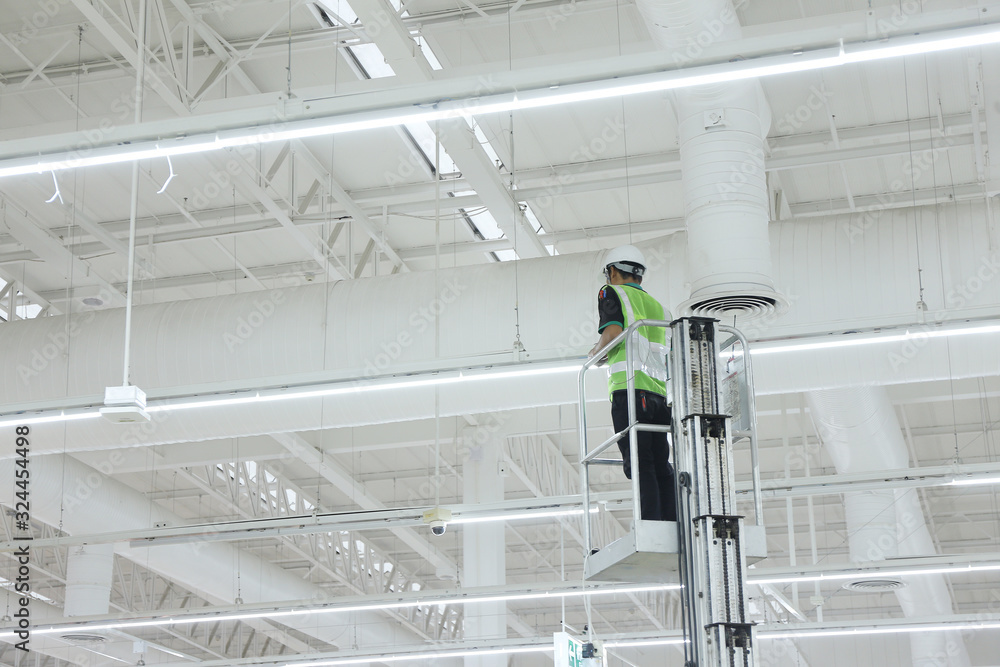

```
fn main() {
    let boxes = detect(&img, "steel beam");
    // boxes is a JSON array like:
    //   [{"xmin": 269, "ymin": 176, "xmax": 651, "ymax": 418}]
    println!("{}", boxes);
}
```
[
  {"xmin": 0, "ymin": 195, "xmax": 127, "ymax": 307},
  {"xmin": 65, "ymin": 0, "xmax": 190, "ymax": 116},
  {"xmin": 272, "ymin": 432, "xmax": 459, "ymax": 579},
  {"xmin": 291, "ymin": 141, "xmax": 410, "ymax": 272},
  {"xmin": 227, "ymin": 149, "xmax": 351, "ymax": 281}
]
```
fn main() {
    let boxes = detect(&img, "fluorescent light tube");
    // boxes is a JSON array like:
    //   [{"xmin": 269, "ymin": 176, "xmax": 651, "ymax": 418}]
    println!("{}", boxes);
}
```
[
  {"xmin": 604, "ymin": 638, "xmax": 686, "ymax": 648},
  {"xmin": 451, "ymin": 507, "xmax": 598, "ymax": 524},
  {"xmin": 5, "ymin": 583, "xmax": 678, "ymax": 637},
  {"xmin": 727, "ymin": 323, "xmax": 1000, "ymax": 357},
  {"xmin": 145, "ymin": 363, "xmax": 578, "ymax": 414},
  {"xmin": 759, "ymin": 621, "xmax": 1000, "ymax": 640},
  {"xmin": 3, "ymin": 23, "xmax": 1000, "ymax": 179},
  {"xmin": 749, "ymin": 562, "xmax": 1000, "ymax": 586},
  {"xmin": 949, "ymin": 475, "xmax": 1000, "ymax": 486},
  {"xmin": 0, "ymin": 411, "xmax": 101, "ymax": 427},
  {"xmin": 2, "ymin": 362, "xmax": 579, "ymax": 425},
  {"xmin": 292, "ymin": 646, "xmax": 545, "ymax": 667}
]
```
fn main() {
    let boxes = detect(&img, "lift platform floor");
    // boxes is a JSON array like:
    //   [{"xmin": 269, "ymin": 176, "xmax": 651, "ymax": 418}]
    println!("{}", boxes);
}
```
[{"xmin": 584, "ymin": 522, "xmax": 768, "ymax": 584}]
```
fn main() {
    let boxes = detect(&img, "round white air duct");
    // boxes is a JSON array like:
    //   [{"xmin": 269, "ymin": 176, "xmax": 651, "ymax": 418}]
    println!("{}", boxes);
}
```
[
  {"xmin": 634, "ymin": 0, "xmax": 784, "ymax": 318},
  {"xmin": 807, "ymin": 386, "xmax": 971, "ymax": 667}
]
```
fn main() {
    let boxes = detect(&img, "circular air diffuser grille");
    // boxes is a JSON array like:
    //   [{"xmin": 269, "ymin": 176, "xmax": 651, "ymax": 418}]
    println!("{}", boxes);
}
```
[
  {"xmin": 679, "ymin": 288, "xmax": 788, "ymax": 321},
  {"xmin": 688, "ymin": 294, "xmax": 779, "ymax": 319},
  {"xmin": 60, "ymin": 634, "xmax": 107, "ymax": 644},
  {"xmin": 842, "ymin": 579, "xmax": 907, "ymax": 592}
]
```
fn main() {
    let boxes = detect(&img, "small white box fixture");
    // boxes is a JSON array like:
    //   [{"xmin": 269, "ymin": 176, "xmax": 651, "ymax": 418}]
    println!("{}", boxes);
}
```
[{"xmin": 99, "ymin": 385, "xmax": 150, "ymax": 423}]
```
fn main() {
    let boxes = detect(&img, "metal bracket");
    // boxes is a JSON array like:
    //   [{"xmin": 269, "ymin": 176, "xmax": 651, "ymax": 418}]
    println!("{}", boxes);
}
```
[
  {"xmin": 724, "ymin": 623, "xmax": 754, "ymax": 650},
  {"xmin": 709, "ymin": 515, "xmax": 742, "ymax": 541}
]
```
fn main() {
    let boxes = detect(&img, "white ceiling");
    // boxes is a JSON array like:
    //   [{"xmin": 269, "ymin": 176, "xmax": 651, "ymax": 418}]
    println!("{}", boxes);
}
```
[{"xmin": 1, "ymin": 0, "xmax": 999, "ymax": 666}]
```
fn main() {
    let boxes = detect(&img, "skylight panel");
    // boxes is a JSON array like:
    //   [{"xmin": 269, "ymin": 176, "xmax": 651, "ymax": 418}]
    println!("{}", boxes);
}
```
[
  {"xmin": 350, "ymin": 43, "xmax": 396, "ymax": 78},
  {"xmin": 472, "ymin": 122, "xmax": 503, "ymax": 168},
  {"xmin": 316, "ymin": 0, "xmax": 359, "ymax": 25},
  {"xmin": 0, "ymin": 280, "xmax": 43, "ymax": 321},
  {"xmin": 404, "ymin": 123, "xmax": 460, "ymax": 175},
  {"xmin": 414, "ymin": 33, "xmax": 443, "ymax": 69},
  {"xmin": 467, "ymin": 208, "xmax": 504, "ymax": 240},
  {"xmin": 522, "ymin": 204, "xmax": 545, "ymax": 234},
  {"xmin": 0, "ymin": 576, "xmax": 55, "ymax": 604},
  {"xmin": 16, "ymin": 303, "xmax": 42, "ymax": 319},
  {"xmin": 521, "ymin": 203, "xmax": 555, "ymax": 255}
]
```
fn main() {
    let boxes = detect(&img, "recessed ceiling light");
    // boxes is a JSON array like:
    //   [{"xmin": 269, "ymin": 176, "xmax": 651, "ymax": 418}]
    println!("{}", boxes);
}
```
[{"xmin": 81, "ymin": 297, "xmax": 104, "ymax": 306}]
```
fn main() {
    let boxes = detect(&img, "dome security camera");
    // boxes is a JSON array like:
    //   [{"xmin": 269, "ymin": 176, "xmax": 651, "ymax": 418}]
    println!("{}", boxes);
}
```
[{"xmin": 422, "ymin": 507, "xmax": 452, "ymax": 537}]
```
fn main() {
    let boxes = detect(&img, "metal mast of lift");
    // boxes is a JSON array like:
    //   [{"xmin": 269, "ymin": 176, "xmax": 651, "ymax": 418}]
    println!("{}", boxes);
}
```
[{"xmin": 671, "ymin": 317, "xmax": 757, "ymax": 667}]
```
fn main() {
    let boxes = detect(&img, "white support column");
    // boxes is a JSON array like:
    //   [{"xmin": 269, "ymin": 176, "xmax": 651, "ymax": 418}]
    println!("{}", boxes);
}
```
[
  {"xmin": 462, "ymin": 427, "xmax": 507, "ymax": 667},
  {"xmin": 979, "ymin": 46, "xmax": 1000, "ymax": 197}
]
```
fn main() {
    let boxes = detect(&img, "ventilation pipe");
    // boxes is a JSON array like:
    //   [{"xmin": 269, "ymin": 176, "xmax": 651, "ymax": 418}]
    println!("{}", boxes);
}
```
[
  {"xmin": 61, "ymin": 543, "xmax": 116, "ymax": 647},
  {"xmin": 2, "ymin": 202, "xmax": 1000, "ymax": 452},
  {"xmin": 806, "ymin": 386, "xmax": 971, "ymax": 667},
  {"xmin": 0, "ymin": 454, "xmax": 452, "ymax": 666},
  {"xmin": 635, "ymin": 0, "xmax": 783, "ymax": 317},
  {"xmin": 64, "ymin": 544, "xmax": 114, "ymax": 618}
]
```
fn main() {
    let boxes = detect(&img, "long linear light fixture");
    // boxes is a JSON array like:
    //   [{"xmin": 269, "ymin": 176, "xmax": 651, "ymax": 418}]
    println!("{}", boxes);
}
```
[
  {"xmin": 287, "ymin": 620, "xmax": 1000, "ymax": 667},
  {"xmin": 732, "ymin": 321, "xmax": 1000, "ymax": 356},
  {"xmin": 759, "ymin": 621, "xmax": 1000, "ymax": 640},
  {"xmin": 6, "ymin": 320, "xmax": 1000, "ymax": 427},
  {"xmin": 0, "ymin": 583, "xmax": 680, "ymax": 639},
  {"xmin": 747, "ymin": 561, "xmax": 1000, "ymax": 586},
  {"xmin": 5, "ymin": 557, "xmax": 997, "ymax": 638},
  {"xmin": 2, "ymin": 23, "xmax": 1000, "ymax": 179},
  {"xmin": 0, "ymin": 361, "xmax": 581, "ymax": 427},
  {"xmin": 291, "ymin": 646, "xmax": 546, "ymax": 667},
  {"xmin": 950, "ymin": 474, "xmax": 1000, "ymax": 486}
]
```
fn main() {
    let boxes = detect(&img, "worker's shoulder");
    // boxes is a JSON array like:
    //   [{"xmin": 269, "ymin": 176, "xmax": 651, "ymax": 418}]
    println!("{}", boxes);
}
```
[{"xmin": 598, "ymin": 284, "xmax": 620, "ymax": 300}]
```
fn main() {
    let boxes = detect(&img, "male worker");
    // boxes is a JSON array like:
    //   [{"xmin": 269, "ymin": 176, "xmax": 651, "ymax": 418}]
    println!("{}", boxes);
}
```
[{"xmin": 589, "ymin": 245, "xmax": 676, "ymax": 522}]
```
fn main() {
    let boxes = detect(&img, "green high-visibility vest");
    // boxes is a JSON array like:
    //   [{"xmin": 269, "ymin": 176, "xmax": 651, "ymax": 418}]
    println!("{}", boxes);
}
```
[{"xmin": 606, "ymin": 284, "xmax": 669, "ymax": 398}]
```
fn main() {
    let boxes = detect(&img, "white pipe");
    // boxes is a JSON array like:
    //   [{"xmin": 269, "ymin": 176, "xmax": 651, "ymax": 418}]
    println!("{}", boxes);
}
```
[
  {"xmin": 3, "ymin": 203, "xmax": 1000, "ymax": 451},
  {"xmin": 806, "ymin": 386, "xmax": 971, "ymax": 667},
  {"xmin": 122, "ymin": 0, "xmax": 148, "ymax": 387},
  {"xmin": 64, "ymin": 543, "xmax": 115, "ymax": 618},
  {"xmin": 635, "ymin": 0, "xmax": 781, "ymax": 317}
]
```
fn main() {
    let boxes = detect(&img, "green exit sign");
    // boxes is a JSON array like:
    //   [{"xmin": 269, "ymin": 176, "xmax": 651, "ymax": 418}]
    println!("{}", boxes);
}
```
[{"xmin": 554, "ymin": 632, "xmax": 602, "ymax": 667}]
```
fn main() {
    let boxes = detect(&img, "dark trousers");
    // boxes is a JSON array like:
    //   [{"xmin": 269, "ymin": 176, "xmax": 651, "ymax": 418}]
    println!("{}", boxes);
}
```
[{"xmin": 611, "ymin": 390, "xmax": 677, "ymax": 522}]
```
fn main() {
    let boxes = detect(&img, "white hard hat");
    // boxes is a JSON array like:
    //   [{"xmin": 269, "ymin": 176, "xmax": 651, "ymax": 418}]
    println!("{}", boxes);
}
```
[{"xmin": 605, "ymin": 245, "xmax": 646, "ymax": 277}]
